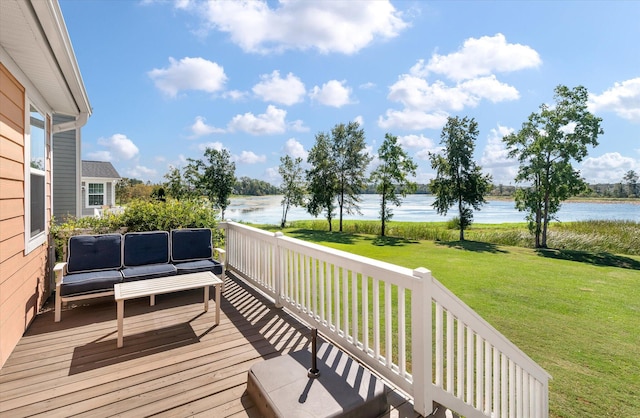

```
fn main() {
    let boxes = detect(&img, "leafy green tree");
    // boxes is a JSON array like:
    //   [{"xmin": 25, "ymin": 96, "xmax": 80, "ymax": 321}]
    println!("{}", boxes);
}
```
[
  {"xmin": 278, "ymin": 155, "xmax": 306, "ymax": 228},
  {"xmin": 332, "ymin": 122, "xmax": 372, "ymax": 232},
  {"xmin": 234, "ymin": 176, "xmax": 279, "ymax": 195},
  {"xmin": 186, "ymin": 148, "xmax": 236, "ymax": 219},
  {"xmin": 503, "ymin": 85, "xmax": 603, "ymax": 248},
  {"xmin": 370, "ymin": 133, "xmax": 417, "ymax": 237},
  {"xmin": 163, "ymin": 166, "xmax": 193, "ymax": 200},
  {"xmin": 430, "ymin": 116, "xmax": 492, "ymax": 241},
  {"xmin": 306, "ymin": 132, "xmax": 338, "ymax": 231},
  {"xmin": 623, "ymin": 170, "xmax": 638, "ymax": 198}
]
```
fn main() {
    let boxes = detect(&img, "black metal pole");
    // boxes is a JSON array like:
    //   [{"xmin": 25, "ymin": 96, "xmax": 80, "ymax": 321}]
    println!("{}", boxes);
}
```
[{"xmin": 308, "ymin": 328, "xmax": 320, "ymax": 378}]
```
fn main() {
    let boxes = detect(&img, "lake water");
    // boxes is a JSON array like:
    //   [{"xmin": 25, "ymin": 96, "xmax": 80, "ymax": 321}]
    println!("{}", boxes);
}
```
[{"xmin": 226, "ymin": 195, "xmax": 639, "ymax": 225}]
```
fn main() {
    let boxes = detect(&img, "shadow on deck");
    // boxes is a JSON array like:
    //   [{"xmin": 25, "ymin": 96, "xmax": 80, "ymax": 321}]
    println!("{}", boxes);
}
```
[{"xmin": 0, "ymin": 273, "xmax": 419, "ymax": 417}]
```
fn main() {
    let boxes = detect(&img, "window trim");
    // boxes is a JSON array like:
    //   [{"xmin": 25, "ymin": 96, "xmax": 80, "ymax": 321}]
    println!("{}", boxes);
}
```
[
  {"xmin": 24, "ymin": 101, "xmax": 48, "ymax": 255},
  {"xmin": 86, "ymin": 181, "xmax": 107, "ymax": 208}
]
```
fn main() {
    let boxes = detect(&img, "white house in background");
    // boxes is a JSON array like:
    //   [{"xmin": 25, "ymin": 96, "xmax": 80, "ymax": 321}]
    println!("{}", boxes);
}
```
[{"xmin": 81, "ymin": 160, "xmax": 120, "ymax": 216}]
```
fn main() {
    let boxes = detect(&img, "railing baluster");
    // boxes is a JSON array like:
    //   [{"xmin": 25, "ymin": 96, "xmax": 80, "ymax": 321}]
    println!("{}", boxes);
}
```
[
  {"xmin": 456, "ymin": 319, "xmax": 464, "ymax": 399},
  {"xmin": 384, "ymin": 281, "xmax": 392, "ymax": 367},
  {"xmin": 398, "ymin": 286, "xmax": 406, "ymax": 377},
  {"xmin": 466, "ymin": 327, "xmax": 474, "ymax": 404},
  {"xmin": 501, "ymin": 353, "xmax": 508, "ymax": 418},
  {"xmin": 509, "ymin": 359, "xmax": 516, "ymax": 418},
  {"xmin": 476, "ymin": 335, "xmax": 483, "ymax": 410},
  {"xmin": 435, "ymin": 303, "xmax": 443, "ymax": 387},
  {"xmin": 362, "ymin": 274, "xmax": 369, "ymax": 354},
  {"xmin": 373, "ymin": 278, "xmax": 380, "ymax": 361},
  {"xmin": 343, "ymin": 268, "xmax": 349, "ymax": 338},
  {"xmin": 334, "ymin": 263, "xmax": 340, "ymax": 334},
  {"xmin": 446, "ymin": 310, "xmax": 454, "ymax": 393},
  {"xmin": 494, "ymin": 346, "xmax": 500, "ymax": 418},
  {"xmin": 485, "ymin": 339, "xmax": 492, "ymax": 415},
  {"xmin": 352, "ymin": 271, "xmax": 358, "ymax": 345}
]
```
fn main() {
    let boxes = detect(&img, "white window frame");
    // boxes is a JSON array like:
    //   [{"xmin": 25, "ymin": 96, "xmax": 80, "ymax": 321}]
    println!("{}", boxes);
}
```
[
  {"xmin": 86, "ymin": 182, "xmax": 106, "ymax": 208},
  {"xmin": 24, "ymin": 101, "xmax": 48, "ymax": 254}
]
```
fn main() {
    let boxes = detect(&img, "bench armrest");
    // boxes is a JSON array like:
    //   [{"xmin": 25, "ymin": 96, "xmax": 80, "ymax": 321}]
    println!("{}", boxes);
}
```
[
  {"xmin": 54, "ymin": 262, "xmax": 67, "ymax": 285},
  {"xmin": 214, "ymin": 248, "xmax": 226, "ymax": 269}
]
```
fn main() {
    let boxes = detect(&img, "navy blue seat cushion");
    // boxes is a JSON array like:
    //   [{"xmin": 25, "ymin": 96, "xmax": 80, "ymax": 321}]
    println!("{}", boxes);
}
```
[
  {"xmin": 174, "ymin": 259, "xmax": 223, "ymax": 275},
  {"xmin": 60, "ymin": 270, "xmax": 123, "ymax": 297},
  {"xmin": 171, "ymin": 228, "xmax": 213, "ymax": 262},
  {"xmin": 67, "ymin": 234, "xmax": 122, "ymax": 273},
  {"xmin": 121, "ymin": 264, "xmax": 177, "ymax": 282},
  {"xmin": 124, "ymin": 231, "xmax": 170, "ymax": 267}
]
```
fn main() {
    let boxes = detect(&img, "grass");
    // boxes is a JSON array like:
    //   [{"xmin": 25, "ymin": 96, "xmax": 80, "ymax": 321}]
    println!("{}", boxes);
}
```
[
  {"xmin": 282, "ymin": 219, "xmax": 640, "ymax": 256},
  {"xmin": 270, "ymin": 225, "xmax": 640, "ymax": 418}
]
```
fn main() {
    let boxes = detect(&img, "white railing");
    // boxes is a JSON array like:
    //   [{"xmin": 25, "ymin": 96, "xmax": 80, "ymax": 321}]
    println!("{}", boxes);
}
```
[{"xmin": 220, "ymin": 221, "xmax": 551, "ymax": 418}]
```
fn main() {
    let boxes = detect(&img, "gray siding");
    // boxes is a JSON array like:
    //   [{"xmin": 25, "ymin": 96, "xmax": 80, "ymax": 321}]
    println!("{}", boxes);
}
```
[{"xmin": 52, "ymin": 115, "xmax": 78, "ymax": 223}]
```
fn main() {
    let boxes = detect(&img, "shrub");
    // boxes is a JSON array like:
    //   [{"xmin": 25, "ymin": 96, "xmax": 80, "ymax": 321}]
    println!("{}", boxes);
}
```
[{"xmin": 51, "ymin": 198, "xmax": 220, "ymax": 261}]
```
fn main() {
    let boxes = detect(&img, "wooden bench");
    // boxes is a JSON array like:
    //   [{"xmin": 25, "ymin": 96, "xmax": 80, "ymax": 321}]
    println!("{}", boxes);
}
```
[{"xmin": 114, "ymin": 271, "xmax": 223, "ymax": 348}]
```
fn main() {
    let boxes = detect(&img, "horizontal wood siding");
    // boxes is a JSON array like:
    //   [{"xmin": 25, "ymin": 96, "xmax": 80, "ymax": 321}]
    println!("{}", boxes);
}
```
[
  {"xmin": 52, "ymin": 114, "xmax": 77, "ymax": 222},
  {"xmin": 0, "ymin": 63, "xmax": 52, "ymax": 369}
]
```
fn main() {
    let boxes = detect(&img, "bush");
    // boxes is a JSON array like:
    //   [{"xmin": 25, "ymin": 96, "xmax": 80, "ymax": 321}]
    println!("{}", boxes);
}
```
[{"xmin": 51, "ymin": 198, "xmax": 220, "ymax": 261}]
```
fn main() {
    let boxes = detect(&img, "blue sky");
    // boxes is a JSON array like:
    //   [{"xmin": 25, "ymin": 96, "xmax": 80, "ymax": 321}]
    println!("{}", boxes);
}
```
[{"xmin": 59, "ymin": 0, "xmax": 640, "ymax": 186}]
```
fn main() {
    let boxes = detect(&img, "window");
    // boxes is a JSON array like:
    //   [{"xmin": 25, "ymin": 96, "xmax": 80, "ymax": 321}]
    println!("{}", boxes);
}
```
[
  {"xmin": 88, "ymin": 183, "xmax": 105, "ymax": 206},
  {"xmin": 25, "ymin": 104, "xmax": 47, "ymax": 253}
]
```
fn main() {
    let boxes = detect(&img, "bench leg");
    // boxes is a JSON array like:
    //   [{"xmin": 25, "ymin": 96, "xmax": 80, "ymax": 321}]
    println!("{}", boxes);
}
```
[
  {"xmin": 215, "ymin": 283, "xmax": 221, "ymax": 325},
  {"xmin": 55, "ymin": 291, "xmax": 62, "ymax": 323},
  {"xmin": 204, "ymin": 285, "xmax": 209, "ymax": 312},
  {"xmin": 117, "ymin": 299, "xmax": 124, "ymax": 348},
  {"xmin": 150, "ymin": 295, "xmax": 155, "ymax": 306}
]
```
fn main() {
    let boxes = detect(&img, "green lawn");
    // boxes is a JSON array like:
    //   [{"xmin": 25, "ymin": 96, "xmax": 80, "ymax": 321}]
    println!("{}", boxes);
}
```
[{"xmin": 275, "ymin": 227, "xmax": 640, "ymax": 418}]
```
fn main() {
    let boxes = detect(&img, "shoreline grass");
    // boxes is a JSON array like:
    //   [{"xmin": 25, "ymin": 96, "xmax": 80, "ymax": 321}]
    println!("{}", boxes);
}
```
[{"xmin": 266, "ymin": 219, "xmax": 640, "ymax": 256}]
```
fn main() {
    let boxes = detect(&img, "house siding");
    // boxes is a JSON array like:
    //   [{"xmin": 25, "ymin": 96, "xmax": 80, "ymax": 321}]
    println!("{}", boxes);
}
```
[
  {"xmin": 0, "ymin": 63, "xmax": 52, "ymax": 368},
  {"xmin": 52, "ymin": 114, "xmax": 78, "ymax": 223}
]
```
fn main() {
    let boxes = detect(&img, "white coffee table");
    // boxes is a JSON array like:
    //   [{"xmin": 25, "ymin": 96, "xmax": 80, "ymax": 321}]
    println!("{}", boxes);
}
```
[{"xmin": 114, "ymin": 271, "xmax": 223, "ymax": 348}]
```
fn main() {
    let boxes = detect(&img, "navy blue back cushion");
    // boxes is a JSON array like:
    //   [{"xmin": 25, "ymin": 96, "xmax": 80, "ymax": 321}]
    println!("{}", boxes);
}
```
[
  {"xmin": 124, "ymin": 231, "xmax": 170, "ymax": 267},
  {"xmin": 68, "ymin": 234, "xmax": 122, "ymax": 273},
  {"xmin": 171, "ymin": 228, "xmax": 212, "ymax": 262}
]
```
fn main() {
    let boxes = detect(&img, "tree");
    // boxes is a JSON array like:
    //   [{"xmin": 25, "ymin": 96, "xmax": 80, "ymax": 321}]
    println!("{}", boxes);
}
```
[
  {"xmin": 430, "ymin": 116, "xmax": 492, "ymax": 241},
  {"xmin": 278, "ymin": 155, "xmax": 306, "ymax": 228},
  {"xmin": 186, "ymin": 147, "xmax": 236, "ymax": 219},
  {"xmin": 163, "ymin": 166, "xmax": 192, "ymax": 200},
  {"xmin": 332, "ymin": 122, "xmax": 372, "ymax": 232},
  {"xmin": 306, "ymin": 132, "xmax": 338, "ymax": 231},
  {"xmin": 503, "ymin": 85, "xmax": 603, "ymax": 248},
  {"xmin": 623, "ymin": 170, "xmax": 638, "ymax": 198},
  {"xmin": 370, "ymin": 133, "xmax": 417, "ymax": 237}
]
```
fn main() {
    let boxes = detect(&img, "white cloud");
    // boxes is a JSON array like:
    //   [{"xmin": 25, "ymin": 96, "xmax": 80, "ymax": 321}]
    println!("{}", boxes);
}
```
[
  {"xmin": 197, "ymin": 1, "xmax": 408, "ymax": 54},
  {"xmin": 235, "ymin": 150, "xmax": 267, "ymax": 164},
  {"xmin": 414, "ymin": 33, "xmax": 542, "ymax": 81},
  {"xmin": 397, "ymin": 134, "xmax": 439, "ymax": 161},
  {"xmin": 310, "ymin": 80, "xmax": 353, "ymax": 107},
  {"xmin": 95, "ymin": 134, "xmax": 139, "ymax": 161},
  {"xmin": 283, "ymin": 138, "xmax": 308, "ymax": 159},
  {"xmin": 148, "ymin": 57, "xmax": 227, "ymax": 98},
  {"xmin": 253, "ymin": 71, "xmax": 306, "ymax": 105},
  {"xmin": 480, "ymin": 125, "xmax": 518, "ymax": 185},
  {"xmin": 459, "ymin": 76, "xmax": 520, "ymax": 103},
  {"xmin": 228, "ymin": 105, "xmax": 288, "ymax": 135},
  {"xmin": 588, "ymin": 78, "xmax": 640, "ymax": 122},
  {"xmin": 378, "ymin": 109, "xmax": 449, "ymax": 131},
  {"xmin": 224, "ymin": 90, "xmax": 249, "ymax": 101},
  {"xmin": 87, "ymin": 150, "xmax": 112, "ymax": 161},
  {"xmin": 197, "ymin": 141, "xmax": 225, "ymax": 152},
  {"xmin": 581, "ymin": 152, "xmax": 639, "ymax": 183},
  {"xmin": 354, "ymin": 115, "xmax": 364, "ymax": 127},
  {"xmin": 288, "ymin": 119, "xmax": 310, "ymax": 132},
  {"xmin": 189, "ymin": 116, "xmax": 225, "ymax": 138},
  {"xmin": 126, "ymin": 165, "xmax": 157, "ymax": 179},
  {"xmin": 265, "ymin": 167, "xmax": 280, "ymax": 184}
]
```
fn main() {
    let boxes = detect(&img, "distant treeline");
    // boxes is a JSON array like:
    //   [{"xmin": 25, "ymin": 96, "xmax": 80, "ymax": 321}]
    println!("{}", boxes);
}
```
[{"xmin": 232, "ymin": 179, "xmax": 639, "ymax": 198}]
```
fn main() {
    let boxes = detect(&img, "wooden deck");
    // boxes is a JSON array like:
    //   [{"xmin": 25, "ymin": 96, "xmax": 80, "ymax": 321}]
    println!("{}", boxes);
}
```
[{"xmin": 0, "ymin": 274, "xmax": 419, "ymax": 417}]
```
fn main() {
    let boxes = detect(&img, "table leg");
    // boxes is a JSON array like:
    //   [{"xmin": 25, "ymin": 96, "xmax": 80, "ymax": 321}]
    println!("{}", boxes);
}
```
[
  {"xmin": 204, "ymin": 285, "xmax": 210, "ymax": 312},
  {"xmin": 215, "ymin": 283, "xmax": 221, "ymax": 325},
  {"xmin": 117, "ymin": 299, "xmax": 124, "ymax": 348}
]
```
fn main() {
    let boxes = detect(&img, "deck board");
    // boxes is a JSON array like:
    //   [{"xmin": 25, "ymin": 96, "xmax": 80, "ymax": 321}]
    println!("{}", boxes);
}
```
[{"xmin": 0, "ymin": 273, "xmax": 419, "ymax": 417}]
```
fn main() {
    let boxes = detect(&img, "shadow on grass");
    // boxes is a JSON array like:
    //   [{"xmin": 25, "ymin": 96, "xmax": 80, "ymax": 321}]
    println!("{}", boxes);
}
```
[
  {"xmin": 367, "ymin": 236, "xmax": 418, "ymax": 247},
  {"xmin": 435, "ymin": 240, "xmax": 509, "ymax": 254},
  {"xmin": 286, "ymin": 229, "xmax": 357, "ymax": 245},
  {"xmin": 536, "ymin": 249, "xmax": 640, "ymax": 270}
]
